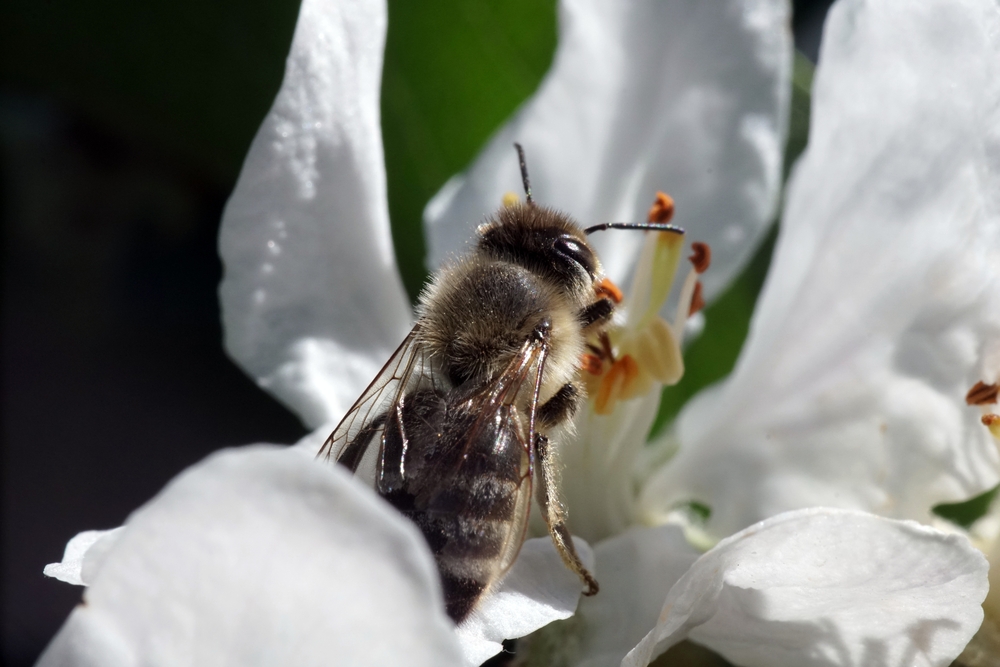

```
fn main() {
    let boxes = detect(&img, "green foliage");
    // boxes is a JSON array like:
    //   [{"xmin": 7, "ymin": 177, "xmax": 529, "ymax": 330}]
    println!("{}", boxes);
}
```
[
  {"xmin": 934, "ymin": 485, "xmax": 1000, "ymax": 529},
  {"xmin": 381, "ymin": 1, "xmax": 558, "ymax": 301},
  {"xmin": 2, "ymin": 0, "xmax": 301, "ymax": 181},
  {"xmin": 680, "ymin": 500, "xmax": 713, "ymax": 524}
]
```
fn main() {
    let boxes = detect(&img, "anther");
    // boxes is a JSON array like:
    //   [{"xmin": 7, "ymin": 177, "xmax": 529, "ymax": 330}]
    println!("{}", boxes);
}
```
[
  {"xmin": 647, "ymin": 192, "xmax": 675, "ymax": 224},
  {"xmin": 580, "ymin": 353, "xmax": 603, "ymax": 375},
  {"xmin": 966, "ymin": 381, "xmax": 999, "ymax": 406},
  {"xmin": 594, "ymin": 354, "xmax": 640, "ymax": 415},
  {"xmin": 689, "ymin": 242, "xmax": 711, "ymax": 274},
  {"xmin": 984, "ymin": 414, "xmax": 1000, "ymax": 439},
  {"xmin": 595, "ymin": 277, "xmax": 624, "ymax": 304},
  {"xmin": 688, "ymin": 281, "xmax": 705, "ymax": 317}
]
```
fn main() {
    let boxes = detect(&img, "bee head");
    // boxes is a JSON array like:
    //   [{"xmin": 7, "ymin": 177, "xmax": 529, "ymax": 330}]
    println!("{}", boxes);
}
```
[{"xmin": 476, "ymin": 203, "xmax": 601, "ymax": 296}]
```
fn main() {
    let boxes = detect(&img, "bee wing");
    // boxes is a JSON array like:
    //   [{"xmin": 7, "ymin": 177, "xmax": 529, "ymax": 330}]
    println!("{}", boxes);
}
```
[
  {"xmin": 453, "ymin": 329, "xmax": 551, "ymax": 578},
  {"xmin": 318, "ymin": 325, "xmax": 436, "ymax": 481}
]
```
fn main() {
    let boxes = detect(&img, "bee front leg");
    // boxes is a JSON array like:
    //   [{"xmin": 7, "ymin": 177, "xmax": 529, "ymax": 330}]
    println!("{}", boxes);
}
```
[
  {"xmin": 577, "ymin": 297, "xmax": 615, "ymax": 328},
  {"xmin": 533, "ymin": 433, "xmax": 599, "ymax": 596},
  {"xmin": 537, "ymin": 383, "xmax": 579, "ymax": 428}
]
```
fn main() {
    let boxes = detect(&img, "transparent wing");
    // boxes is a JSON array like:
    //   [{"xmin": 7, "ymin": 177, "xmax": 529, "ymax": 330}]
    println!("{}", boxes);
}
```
[
  {"xmin": 317, "ymin": 324, "xmax": 440, "ymax": 481},
  {"xmin": 451, "ymin": 329, "xmax": 551, "ymax": 579}
]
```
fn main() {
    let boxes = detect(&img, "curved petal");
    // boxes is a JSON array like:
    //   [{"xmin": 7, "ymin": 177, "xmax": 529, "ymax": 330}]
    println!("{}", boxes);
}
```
[
  {"xmin": 573, "ymin": 525, "xmax": 701, "ymax": 667},
  {"xmin": 424, "ymin": 0, "xmax": 792, "ymax": 306},
  {"xmin": 44, "ymin": 528, "xmax": 124, "ymax": 586},
  {"xmin": 37, "ymin": 446, "xmax": 462, "ymax": 667},
  {"xmin": 219, "ymin": 0, "xmax": 412, "ymax": 429},
  {"xmin": 624, "ymin": 509, "xmax": 988, "ymax": 667},
  {"xmin": 643, "ymin": 0, "xmax": 1000, "ymax": 537},
  {"xmin": 456, "ymin": 537, "xmax": 595, "ymax": 667}
]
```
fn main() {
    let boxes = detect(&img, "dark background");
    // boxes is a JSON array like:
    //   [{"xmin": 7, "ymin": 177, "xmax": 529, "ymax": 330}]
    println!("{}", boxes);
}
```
[{"xmin": 2, "ymin": 1, "xmax": 832, "ymax": 663}]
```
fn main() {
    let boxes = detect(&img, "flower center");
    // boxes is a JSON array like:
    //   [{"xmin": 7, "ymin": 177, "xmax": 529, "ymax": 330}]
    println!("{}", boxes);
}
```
[{"xmin": 582, "ymin": 192, "xmax": 710, "ymax": 415}]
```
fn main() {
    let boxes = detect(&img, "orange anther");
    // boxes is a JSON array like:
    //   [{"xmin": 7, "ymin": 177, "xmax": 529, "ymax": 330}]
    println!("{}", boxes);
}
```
[
  {"xmin": 595, "ymin": 277, "xmax": 624, "ymax": 304},
  {"xmin": 619, "ymin": 354, "xmax": 640, "ymax": 386},
  {"xmin": 647, "ymin": 192, "xmax": 675, "ymax": 224},
  {"xmin": 593, "ymin": 354, "xmax": 639, "ymax": 414},
  {"xmin": 966, "ymin": 381, "xmax": 999, "ymax": 405},
  {"xmin": 984, "ymin": 414, "xmax": 1000, "ymax": 426},
  {"xmin": 688, "ymin": 281, "xmax": 705, "ymax": 317},
  {"xmin": 689, "ymin": 242, "xmax": 711, "ymax": 274},
  {"xmin": 580, "ymin": 353, "xmax": 604, "ymax": 375}
]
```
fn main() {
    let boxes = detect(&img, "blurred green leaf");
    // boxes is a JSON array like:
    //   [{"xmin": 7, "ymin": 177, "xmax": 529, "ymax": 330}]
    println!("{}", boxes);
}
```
[
  {"xmin": 649, "ymin": 52, "xmax": 815, "ymax": 439},
  {"xmin": 2, "ymin": 0, "xmax": 300, "ymax": 182},
  {"xmin": 381, "ymin": 1, "xmax": 558, "ymax": 301},
  {"xmin": 934, "ymin": 485, "xmax": 1000, "ymax": 529}
]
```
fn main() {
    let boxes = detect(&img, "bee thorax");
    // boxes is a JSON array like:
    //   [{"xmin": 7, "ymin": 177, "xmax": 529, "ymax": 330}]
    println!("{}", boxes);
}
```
[{"xmin": 418, "ymin": 258, "xmax": 582, "ymax": 394}]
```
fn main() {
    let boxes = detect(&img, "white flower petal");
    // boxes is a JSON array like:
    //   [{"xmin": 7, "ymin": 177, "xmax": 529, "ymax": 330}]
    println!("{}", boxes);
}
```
[
  {"xmin": 456, "ymin": 536, "xmax": 595, "ymax": 667},
  {"xmin": 424, "ymin": 0, "xmax": 792, "ymax": 306},
  {"xmin": 566, "ymin": 388, "xmax": 662, "ymax": 543},
  {"xmin": 43, "ymin": 528, "xmax": 124, "ymax": 586},
  {"xmin": 219, "ymin": 0, "xmax": 412, "ymax": 429},
  {"xmin": 643, "ymin": 0, "xmax": 1000, "ymax": 537},
  {"xmin": 624, "ymin": 508, "xmax": 988, "ymax": 667},
  {"xmin": 37, "ymin": 445, "xmax": 462, "ymax": 667},
  {"xmin": 574, "ymin": 525, "xmax": 701, "ymax": 667}
]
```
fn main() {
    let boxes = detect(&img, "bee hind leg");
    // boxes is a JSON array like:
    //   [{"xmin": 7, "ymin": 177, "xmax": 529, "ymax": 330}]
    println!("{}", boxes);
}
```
[{"xmin": 532, "ymin": 433, "xmax": 599, "ymax": 596}]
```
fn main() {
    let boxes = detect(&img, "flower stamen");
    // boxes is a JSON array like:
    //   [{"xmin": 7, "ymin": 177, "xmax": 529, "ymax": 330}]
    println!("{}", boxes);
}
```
[
  {"xmin": 967, "ymin": 381, "xmax": 1000, "ymax": 406},
  {"xmin": 582, "ymin": 192, "xmax": 709, "ymax": 415},
  {"xmin": 688, "ymin": 242, "xmax": 711, "ymax": 274},
  {"xmin": 594, "ymin": 354, "xmax": 641, "ymax": 414},
  {"xmin": 672, "ymin": 242, "xmax": 713, "ymax": 339},
  {"xmin": 595, "ymin": 277, "xmax": 624, "ymax": 304},
  {"xmin": 984, "ymin": 414, "xmax": 1000, "ymax": 440},
  {"xmin": 689, "ymin": 282, "xmax": 705, "ymax": 317},
  {"xmin": 647, "ymin": 191, "xmax": 675, "ymax": 223},
  {"xmin": 580, "ymin": 353, "xmax": 603, "ymax": 376}
]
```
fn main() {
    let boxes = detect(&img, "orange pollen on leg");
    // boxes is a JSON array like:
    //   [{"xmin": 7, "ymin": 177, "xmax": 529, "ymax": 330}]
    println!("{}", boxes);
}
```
[
  {"xmin": 966, "ymin": 381, "xmax": 999, "ymax": 405},
  {"xmin": 689, "ymin": 281, "xmax": 705, "ymax": 316},
  {"xmin": 580, "ymin": 353, "xmax": 604, "ymax": 375},
  {"xmin": 689, "ymin": 242, "xmax": 711, "ymax": 273},
  {"xmin": 647, "ymin": 192, "xmax": 675, "ymax": 223},
  {"xmin": 595, "ymin": 277, "xmax": 624, "ymax": 304}
]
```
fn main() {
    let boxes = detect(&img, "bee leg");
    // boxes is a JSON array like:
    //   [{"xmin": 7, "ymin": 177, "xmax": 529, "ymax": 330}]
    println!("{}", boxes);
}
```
[
  {"xmin": 537, "ymin": 383, "xmax": 579, "ymax": 428},
  {"xmin": 533, "ymin": 433, "xmax": 599, "ymax": 596},
  {"xmin": 577, "ymin": 297, "xmax": 615, "ymax": 328}
]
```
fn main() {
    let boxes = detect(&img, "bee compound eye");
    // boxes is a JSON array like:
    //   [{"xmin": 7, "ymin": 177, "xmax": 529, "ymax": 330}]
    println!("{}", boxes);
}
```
[{"xmin": 553, "ymin": 235, "xmax": 595, "ymax": 275}]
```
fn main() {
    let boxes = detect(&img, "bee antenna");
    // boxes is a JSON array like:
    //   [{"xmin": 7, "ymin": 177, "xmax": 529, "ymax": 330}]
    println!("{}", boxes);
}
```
[
  {"xmin": 583, "ymin": 222, "xmax": 685, "ymax": 235},
  {"xmin": 513, "ymin": 143, "xmax": 534, "ymax": 206}
]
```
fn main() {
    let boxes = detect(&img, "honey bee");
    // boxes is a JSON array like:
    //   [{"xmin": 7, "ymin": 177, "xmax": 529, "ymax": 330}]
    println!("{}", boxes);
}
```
[{"xmin": 319, "ymin": 144, "xmax": 683, "ymax": 623}]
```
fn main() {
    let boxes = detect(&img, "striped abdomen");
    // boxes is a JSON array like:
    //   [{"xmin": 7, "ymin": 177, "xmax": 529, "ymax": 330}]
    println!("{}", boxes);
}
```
[{"xmin": 378, "ymin": 388, "xmax": 530, "ymax": 622}]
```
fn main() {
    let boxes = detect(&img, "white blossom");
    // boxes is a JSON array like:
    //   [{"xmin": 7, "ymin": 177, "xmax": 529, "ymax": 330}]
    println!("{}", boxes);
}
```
[{"xmin": 39, "ymin": 0, "xmax": 996, "ymax": 666}]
